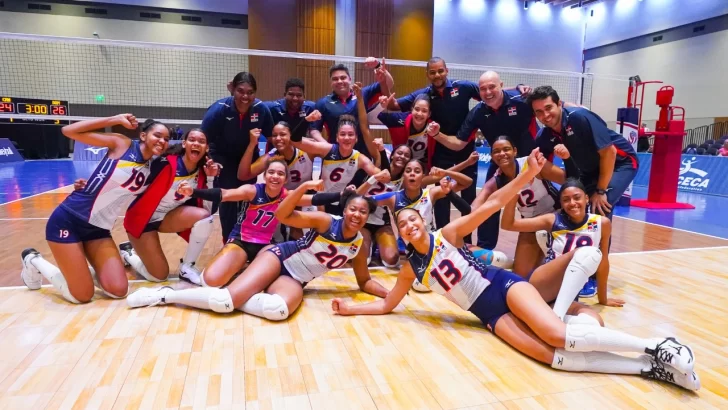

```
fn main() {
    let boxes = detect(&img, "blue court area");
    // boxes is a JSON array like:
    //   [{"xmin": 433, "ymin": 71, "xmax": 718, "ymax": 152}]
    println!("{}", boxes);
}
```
[{"xmin": 2, "ymin": 159, "xmax": 728, "ymax": 240}]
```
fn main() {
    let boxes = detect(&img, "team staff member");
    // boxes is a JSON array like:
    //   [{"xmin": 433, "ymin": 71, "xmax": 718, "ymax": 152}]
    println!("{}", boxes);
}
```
[
  {"xmin": 386, "ymin": 58, "xmax": 529, "ymax": 240},
  {"xmin": 430, "ymin": 71, "xmax": 536, "ymax": 249},
  {"xmin": 529, "ymin": 85, "xmax": 638, "ymax": 298},
  {"xmin": 201, "ymin": 72, "xmax": 274, "ymax": 241},
  {"xmin": 265, "ymin": 78, "xmax": 319, "ymax": 142}
]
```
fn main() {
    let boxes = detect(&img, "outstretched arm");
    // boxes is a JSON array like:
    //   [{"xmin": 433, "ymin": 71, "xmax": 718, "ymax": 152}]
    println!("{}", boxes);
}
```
[
  {"xmin": 332, "ymin": 261, "xmax": 416, "ymax": 316},
  {"xmin": 351, "ymin": 249, "xmax": 389, "ymax": 298},
  {"xmin": 274, "ymin": 180, "xmax": 332, "ymax": 231},
  {"xmin": 500, "ymin": 196, "xmax": 555, "ymax": 232},
  {"xmin": 442, "ymin": 148, "xmax": 546, "ymax": 244},
  {"xmin": 62, "ymin": 114, "xmax": 136, "ymax": 154},
  {"xmin": 353, "ymin": 82, "xmax": 381, "ymax": 167},
  {"xmin": 290, "ymin": 135, "xmax": 333, "ymax": 158},
  {"xmin": 178, "ymin": 180, "xmax": 256, "ymax": 203}
]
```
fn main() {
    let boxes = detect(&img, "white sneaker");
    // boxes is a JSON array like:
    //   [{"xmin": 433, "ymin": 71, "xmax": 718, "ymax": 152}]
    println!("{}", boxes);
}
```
[
  {"xmin": 411, "ymin": 278, "xmax": 431, "ymax": 293},
  {"xmin": 127, "ymin": 286, "xmax": 173, "ymax": 308},
  {"xmin": 178, "ymin": 262, "xmax": 202, "ymax": 286},
  {"xmin": 20, "ymin": 248, "xmax": 42, "ymax": 290},
  {"xmin": 648, "ymin": 337, "xmax": 695, "ymax": 375},
  {"xmin": 641, "ymin": 357, "xmax": 700, "ymax": 391},
  {"xmin": 119, "ymin": 241, "xmax": 133, "ymax": 267}
]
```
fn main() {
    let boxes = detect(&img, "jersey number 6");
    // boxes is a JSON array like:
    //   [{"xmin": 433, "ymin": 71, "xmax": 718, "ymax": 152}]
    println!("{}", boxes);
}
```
[
  {"xmin": 314, "ymin": 244, "xmax": 349, "ymax": 269},
  {"xmin": 329, "ymin": 167, "xmax": 345, "ymax": 182}
]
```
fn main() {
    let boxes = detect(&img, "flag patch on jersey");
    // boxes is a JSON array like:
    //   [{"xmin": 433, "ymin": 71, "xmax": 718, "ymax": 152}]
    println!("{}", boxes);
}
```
[
  {"xmin": 435, "ymin": 240, "xmax": 446, "ymax": 253},
  {"xmin": 349, "ymin": 158, "xmax": 356, "ymax": 165},
  {"xmin": 349, "ymin": 244, "xmax": 359, "ymax": 254},
  {"xmin": 298, "ymin": 155, "xmax": 306, "ymax": 163},
  {"xmin": 450, "ymin": 88, "xmax": 459, "ymax": 97},
  {"xmin": 566, "ymin": 126, "xmax": 574, "ymax": 136},
  {"xmin": 587, "ymin": 221, "xmax": 598, "ymax": 232},
  {"xmin": 508, "ymin": 106, "xmax": 517, "ymax": 116},
  {"xmin": 251, "ymin": 113, "xmax": 259, "ymax": 122}
]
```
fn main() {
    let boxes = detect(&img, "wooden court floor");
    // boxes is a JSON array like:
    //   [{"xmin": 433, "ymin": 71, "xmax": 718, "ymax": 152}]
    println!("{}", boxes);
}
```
[{"xmin": 0, "ymin": 188, "xmax": 727, "ymax": 409}]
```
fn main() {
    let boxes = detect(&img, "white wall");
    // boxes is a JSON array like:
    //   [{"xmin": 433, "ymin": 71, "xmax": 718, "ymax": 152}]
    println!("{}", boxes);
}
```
[
  {"xmin": 585, "ymin": 30, "xmax": 728, "ymax": 123},
  {"xmin": 585, "ymin": 0, "xmax": 728, "ymax": 49},
  {"xmin": 68, "ymin": 0, "xmax": 248, "ymax": 15},
  {"xmin": 0, "ymin": 11, "xmax": 249, "ymax": 107},
  {"xmin": 432, "ymin": 0, "xmax": 586, "ymax": 72}
]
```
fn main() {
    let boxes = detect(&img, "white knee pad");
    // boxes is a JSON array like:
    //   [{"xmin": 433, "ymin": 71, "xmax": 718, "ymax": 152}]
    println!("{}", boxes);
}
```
[
  {"xmin": 208, "ymin": 288, "xmax": 235, "ymax": 313},
  {"xmin": 536, "ymin": 230, "xmax": 550, "ymax": 255},
  {"xmin": 382, "ymin": 257, "xmax": 401, "ymax": 269},
  {"xmin": 51, "ymin": 273, "xmax": 81, "ymax": 304},
  {"xmin": 191, "ymin": 215, "xmax": 214, "ymax": 238},
  {"xmin": 571, "ymin": 247, "xmax": 602, "ymax": 277},
  {"xmin": 565, "ymin": 323, "xmax": 601, "ymax": 352},
  {"xmin": 489, "ymin": 250, "xmax": 513, "ymax": 269},
  {"xmin": 136, "ymin": 264, "xmax": 165, "ymax": 283},
  {"xmin": 552, "ymin": 349, "xmax": 587, "ymax": 372},
  {"xmin": 261, "ymin": 293, "xmax": 289, "ymax": 321},
  {"xmin": 564, "ymin": 313, "xmax": 601, "ymax": 327}
]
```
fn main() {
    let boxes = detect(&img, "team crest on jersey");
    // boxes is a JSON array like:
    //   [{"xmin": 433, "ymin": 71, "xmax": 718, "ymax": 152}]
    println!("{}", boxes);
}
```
[
  {"xmin": 434, "ymin": 240, "xmax": 446, "ymax": 253},
  {"xmin": 299, "ymin": 111, "xmax": 307, "ymax": 118},
  {"xmin": 587, "ymin": 221, "xmax": 598, "ymax": 232},
  {"xmin": 566, "ymin": 126, "xmax": 574, "ymax": 136},
  {"xmin": 450, "ymin": 88, "xmax": 459, "ymax": 98},
  {"xmin": 349, "ymin": 158, "xmax": 356, "ymax": 165},
  {"xmin": 251, "ymin": 113, "xmax": 259, "ymax": 122},
  {"xmin": 298, "ymin": 155, "xmax": 306, "ymax": 163},
  {"xmin": 420, "ymin": 196, "xmax": 429, "ymax": 204},
  {"xmin": 508, "ymin": 106, "xmax": 517, "ymax": 116},
  {"xmin": 349, "ymin": 244, "xmax": 359, "ymax": 254}
]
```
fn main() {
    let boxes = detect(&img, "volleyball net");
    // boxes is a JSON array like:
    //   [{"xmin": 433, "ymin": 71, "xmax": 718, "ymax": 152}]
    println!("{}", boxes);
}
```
[{"xmin": 0, "ymin": 32, "xmax": 613, "ymax": 132}]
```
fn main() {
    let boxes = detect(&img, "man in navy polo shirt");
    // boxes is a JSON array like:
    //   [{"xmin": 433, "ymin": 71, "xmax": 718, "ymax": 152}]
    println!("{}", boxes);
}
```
[
  {"xmin": 265, "ymin": 78, "xmax": 318, "ymax": 142},
  {"xmin": 530, "ymin": 85, "xmax": 638, "ymax": 297},
  {"xmin": 201, "ymin": 72, "xmax": 274, "ymax": 242}
]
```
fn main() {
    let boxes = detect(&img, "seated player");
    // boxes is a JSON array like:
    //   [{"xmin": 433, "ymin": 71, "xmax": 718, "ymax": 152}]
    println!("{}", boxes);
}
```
[
  {"xmin": 126, "ymin": 180, "xmax": 389, "ymax": 321},
  {"xmin": 21, "ymin": 114, "xmax": 168, "ymax": 303},
  {"xmin": 472, "ymin": 136, "xmax": 579, "ymax": 276},
  {"xmin": 175, "ymin": 160, "xmax": 341, "ymax": 288},
  {"xmin": 502, "ymin": 178, "xmax": 625, "ymax": 307},
  {"xmin": 331, "ymin": 148, "xmax": 699, "ymax": 391}
]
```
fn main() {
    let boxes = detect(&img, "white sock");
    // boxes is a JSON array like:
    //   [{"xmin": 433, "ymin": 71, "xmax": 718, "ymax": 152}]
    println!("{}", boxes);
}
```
[
  {"xmin": 553, "ymin": 247, "xmax": 602, "ymax": 320},
  {"xmin": 237, "ymin": 293, "xmax": 289, "ymax": 321},
  {"xmin": 164, "ymin": 287, "xmax": 234, "ymax": 312},
  {"xmin": 30, "ymin": 256, "xmax": 80, "ymax": 303},
  {"xmin": 552, "ymin": 349, "xmax": 651, "ymax": 374},
  {"xmin": 182, "ymin": 216, "xmax": 213, "ymax": 265},
  {"xmin": 124, "ymin": 252, "xmax": 163, "ymax": 282},
  {"xmin": 565, "ymin": 323, "xmax": 661, "ymax": 354}
]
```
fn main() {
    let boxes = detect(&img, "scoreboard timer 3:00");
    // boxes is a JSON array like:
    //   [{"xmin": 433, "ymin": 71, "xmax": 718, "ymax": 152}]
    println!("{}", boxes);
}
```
[{"xmin": 0, "ymin": 97, "xmax": 70, "ymax": 125}]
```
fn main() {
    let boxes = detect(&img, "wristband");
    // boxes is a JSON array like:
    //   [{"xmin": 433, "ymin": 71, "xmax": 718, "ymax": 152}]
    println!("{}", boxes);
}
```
[
  {"xmin": 191, "ymin": 188, "xmax": 222, "ymax": 202},
  {"xmin": 596, "ymin": 189, "xmax": 608, "ymax": 195},
  {"xmin": 311, "ymin": 192, "xmax": 341, "ymax": 206},
  {"xmin": 367, "ymin": 176, "xmax": 378, "ymax": 185}
]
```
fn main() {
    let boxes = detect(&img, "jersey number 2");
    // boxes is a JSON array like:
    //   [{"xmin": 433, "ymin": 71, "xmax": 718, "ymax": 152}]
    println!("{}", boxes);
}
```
[
  {"xmin": 314, "ymin": 244, "xmax": 348, "ymax": 269},
  {"xmin": 563, "ymin": 233, "xmax": 593, "ymax": 253},
  {"xmin": 517, "ymin": 189, "xmax": 537, "ymax": 208},
  {"xmin": 430, "ymin": 259, "xmax": 463, "ymax": 291}
]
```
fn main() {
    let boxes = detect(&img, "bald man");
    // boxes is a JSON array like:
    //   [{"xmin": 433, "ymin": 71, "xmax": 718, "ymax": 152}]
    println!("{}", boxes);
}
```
[{"xmin": 430, "ymin": 71, "xmax": 539, "ymax": 249}]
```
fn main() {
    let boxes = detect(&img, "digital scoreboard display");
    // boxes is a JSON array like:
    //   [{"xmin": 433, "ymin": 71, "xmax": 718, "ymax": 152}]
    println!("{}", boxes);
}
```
[{"xmin": 0, "ymin": 97, "xmax": 70, "ymax": 125}]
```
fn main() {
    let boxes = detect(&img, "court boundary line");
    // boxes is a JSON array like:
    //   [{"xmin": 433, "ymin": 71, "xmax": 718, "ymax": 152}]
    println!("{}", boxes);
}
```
[
  {"xmin": 613, "ymin": 215, "xmax": 728, "ymax": 241},
  {"xmin": 0, "ymin": 246, "xmax": 725, "ymax": 291},
  {"xmin": 0, "ymin": 185, "xmax": 72, "ymax": 206}
]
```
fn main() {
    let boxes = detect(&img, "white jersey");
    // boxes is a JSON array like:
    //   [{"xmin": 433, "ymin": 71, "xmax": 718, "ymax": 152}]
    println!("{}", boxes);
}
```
[
  {"xmin": 149, "ymin": 157, "xmax": 201, "ymax": 223},
  {"xmin": 407, "ymin": 230, "xmax": 493, "ymax": 310},
  {"xmin": 394, "ymin": 188, "xmax": 436, "ymax": 232},
  {"xmin": 61, "ymin": 140, "xmax": 152, "ymax": 230},
  {"xmin": 366, "ymin": 175, "xmax": 402, "ymax": 225},
  {"xmin": 279, "ymin": 216, "xmax": 363, "ymax": 283},
  {"xmin": 321, "ymin": 144, "xmax": 361, "ymax": 194},
  {"xmin": 546, "ymin": 212, "xmax": 602, "ymax": 261},
  {"xmin": 495, "ymin": 157, "xmax": 558, "ymax": 219},
  {"xmin": 407, "ymin": 131, "xmax": 428, "ymax": 163},
  {"xmin": 266, "ymin": 148, "xmax": 314, "ymax": 191}
]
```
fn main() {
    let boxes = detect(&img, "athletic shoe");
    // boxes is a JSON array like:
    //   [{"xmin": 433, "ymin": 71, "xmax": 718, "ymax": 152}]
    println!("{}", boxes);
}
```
[
  {"xmin": 20, "ymin": 248, "xmax": 42, "ymax": 290},
  {"xmin": 178, "ymin": 261, "xmax": 202, "ymax": 286},
  {"xmin": 647, "ymin": 337, "xmax": 695, "ymax": 375},
  {"xmin": 641, "ymin": 357, "xmax": 700, "ymax": 391},
  {"xmin": 578, "ymin": 278, "xmax": 597, "ymax": 298},
  {"xmin": 127, "ymin": 286, "xmax": 173, "ymax": 308},
  {"xmin": 119, "ymin": 241, "xmax": 133, "ymax": 267},
  {"xmin": 411, "ymin": 278, "xmax": 431, "ymax": 293}
]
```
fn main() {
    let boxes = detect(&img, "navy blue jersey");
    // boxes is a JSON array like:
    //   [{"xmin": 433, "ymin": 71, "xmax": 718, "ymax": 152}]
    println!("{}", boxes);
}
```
[
  {"xmin": 536, "ymin": 107, "xmax": 638, "ymax": 178},
  {"xmin": 397, "ymin": 79, "xmax": 480, "ymax": 163},
  {"xmin": 61, "ymin": 140, "xmax": 152, "ymax": 230},
  {"xmin": 311, "ymin": 82, "xmax": 382, "ymax": 157},
  {"xmin": 456, "ymin": 90, "xmax": 538, "ymax": 156},
  {"xmin": 200, "ymin": 97, "xmax": 274, "ymax": 187},
  {"xmin": 265, "ymin": 99, "xmax": 316, "ymax": 142}
]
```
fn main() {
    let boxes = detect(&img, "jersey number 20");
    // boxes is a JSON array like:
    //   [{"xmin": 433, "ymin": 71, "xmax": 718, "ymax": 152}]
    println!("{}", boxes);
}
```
[
  {"xmin": 430, "ymin": 259, "xmax": 463, "ymax": 291},
  {"xmin": 314, "ymin": 244, "xmax": 349, "ymax": 269},
  {"xmin": 563, "ymin": 233, "xmax": 593, "ymax": 253}
]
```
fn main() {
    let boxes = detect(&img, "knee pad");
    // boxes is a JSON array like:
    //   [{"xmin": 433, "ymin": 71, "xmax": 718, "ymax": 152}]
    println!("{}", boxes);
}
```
[
  {"xmin": 382, "ymin": 258, "xmax": 401, "ymax": 269},
  {"xmin": 262, "ymin": 293, "xmax": 289, "ymax": 321},
  {"xmin": 51, "ymin": 273, "xmax": 81, "ymax": 304},
  {"xmin": 489, "ymin": 250, "xmax": 513, "ymax": 269},
  {"xmin": 536, "ymin": 230, "xmax": 550, "ymax": 255},
  {"xmin": 572, "ymin": 247, "xmax": 602, "ymax": 276},
  {"xmin": 191, "ymin": 215, "xmax": 214, "ymax": 238},
  {"xmin": 208, "ymin": 288, "xmax": 235, "ymax": 313},
  {"xmin": 411, "ymin": 278, "xmax": 431, "ymax": 292},
  {"xmin": 551, "ymin": 349, "xmax": 587, "ymax": 372},
  {"xmin": 564, "ymin": 313, "xmax": 601, "ymax": 327},
  {"xmin": 565, "ymin": 323, "xmax": 601, "ymax": 352},
  {"xmin": 135, "ymin": 263, "xmax": 165, "ymax": 283}
]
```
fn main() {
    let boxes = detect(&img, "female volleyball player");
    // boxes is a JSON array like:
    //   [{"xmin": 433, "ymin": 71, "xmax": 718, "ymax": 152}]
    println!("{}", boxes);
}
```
[
  {"xmin": 471, "ymin": 136, "xmax": 579, "ymax": 276},
  {"xmin": 501, "ymin": 177, "xmax": 625, "ymax": 308},
  {"xmin": 127, "ymin": 180, "xmax": 389, "ymax": 321},
  {"xmin": 20, "ymin": 114, "xmax": 169, "ymax": 303},
  {"xmin": 176, "ymin": 160, "xmax": 342, "ymax": 288},
  {"xmin": 377, "ymin": 93, "xmax": 433, "ymax": 168},
  {"xmin": 332, "ymin": 148, "xmax": 700, "ymax": 391}
]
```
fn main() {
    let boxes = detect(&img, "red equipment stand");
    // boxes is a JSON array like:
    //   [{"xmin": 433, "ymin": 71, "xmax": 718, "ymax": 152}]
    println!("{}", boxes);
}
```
[{"xmin": 629, "ymin": 81, "xmax": 694, "ymax": 209}]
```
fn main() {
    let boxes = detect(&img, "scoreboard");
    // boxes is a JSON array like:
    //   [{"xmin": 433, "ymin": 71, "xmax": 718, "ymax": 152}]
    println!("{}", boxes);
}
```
[{"xmin": 0, "ymin": 97, "xmax": 70, "ymax": 125}]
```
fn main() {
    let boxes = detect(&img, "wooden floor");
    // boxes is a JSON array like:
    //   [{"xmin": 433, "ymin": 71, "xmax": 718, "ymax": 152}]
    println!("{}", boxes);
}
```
[{"xmin": 1, "ymin": 188, "xmax": 727, "ymax": 409}]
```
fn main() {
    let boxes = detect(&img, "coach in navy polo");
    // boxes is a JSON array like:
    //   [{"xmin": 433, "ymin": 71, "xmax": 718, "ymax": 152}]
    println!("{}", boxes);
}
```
[
  {"xmin": 265, "ymin": 78, "xmax": 317, "ymax": 142},
  {"xmin": 201, "ymin": 72, "xmax": 273, "ymax": 241}
]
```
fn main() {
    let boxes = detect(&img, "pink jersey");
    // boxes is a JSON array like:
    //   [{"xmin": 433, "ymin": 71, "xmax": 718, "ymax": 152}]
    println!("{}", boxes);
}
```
[{"xmin": 228, "ymin": 183, "xmax": 287, "ymax": 244}]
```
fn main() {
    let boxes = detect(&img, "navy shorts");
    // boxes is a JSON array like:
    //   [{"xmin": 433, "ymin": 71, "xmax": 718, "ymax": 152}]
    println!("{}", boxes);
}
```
[
  {"xmin": 267, "ymin": 242, "xmax": 308, "ymax": 288},
  {"xmin": 227, "ymin": 238, "xmax": 267, "ymax": 262},
  {"xmin": 468, "ymin": 268, "xmax": 526, "ymax": 333},
  {"xmin": 46, "ymin": 206, "xmax": 112, "ymax": 244},
  {"xmin": 143, "ymin": 220, "xmax": 163, "ymax": 233}
]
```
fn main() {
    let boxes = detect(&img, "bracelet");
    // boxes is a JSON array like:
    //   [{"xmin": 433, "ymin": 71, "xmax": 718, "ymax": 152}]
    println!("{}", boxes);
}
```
[
  {"xmin": 596, "ymin": 189, "xmax": 608, "ymax": 195},
  {"xmin": 367, "ymin": 176, "xmax": 378, "ymax": 185},
  {"xmin": 375, "ymin": 61, "xmax": 382, "ymax": 69}
]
